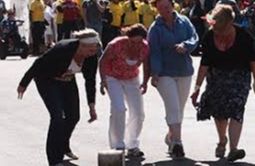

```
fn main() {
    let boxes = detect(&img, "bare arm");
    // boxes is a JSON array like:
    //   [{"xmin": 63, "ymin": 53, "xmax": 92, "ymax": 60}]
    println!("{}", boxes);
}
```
[
  {"xmin": 190, "ymin": 65, "xmax": 208, "ymax": 107},
  {"xmin": 140, "ymin": 57, "xmax": 150, "ymax": 94},
  {"xmin": 194, "ymin": 65, "xmax": 208, "ymax": 89},
  {"xmin": 250, "ymin": 62, "xmax": 255, "ymax": 92},
  {"xmin": 250, "ymin": 61, "xmax": 255, "ymax": 80},
  {"xmin": 99, "ymin": 44, "xmax": 113, "ymax": 83}
]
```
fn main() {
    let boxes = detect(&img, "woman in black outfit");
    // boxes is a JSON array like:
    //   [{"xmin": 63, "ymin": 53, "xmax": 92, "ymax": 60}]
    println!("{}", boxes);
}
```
[
  {"xmin": 17, "ymin": 28, "xmax": 101, "ymax": 166},
  {"xmin": 191, "ymin": 4, "xmax": 255, "ymax": 162}
]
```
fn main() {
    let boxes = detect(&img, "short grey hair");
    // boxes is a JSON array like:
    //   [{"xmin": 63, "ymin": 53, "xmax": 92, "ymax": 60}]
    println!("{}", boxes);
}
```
[{"xmin": 72, "ymin": 28, "xmax": 102, "ymax": 46}]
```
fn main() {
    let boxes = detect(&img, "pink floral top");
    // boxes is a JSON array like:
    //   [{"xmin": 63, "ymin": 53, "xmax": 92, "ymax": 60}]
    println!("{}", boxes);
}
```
[{"xmin": 103, "ymin": 36, "xmax": 149, "ymax": 80}]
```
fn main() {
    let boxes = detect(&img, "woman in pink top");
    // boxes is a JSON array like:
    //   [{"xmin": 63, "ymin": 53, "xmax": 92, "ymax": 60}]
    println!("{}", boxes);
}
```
[{"xmin": 99, "ymin": 23, "xmax": 150, "ymax": 157}]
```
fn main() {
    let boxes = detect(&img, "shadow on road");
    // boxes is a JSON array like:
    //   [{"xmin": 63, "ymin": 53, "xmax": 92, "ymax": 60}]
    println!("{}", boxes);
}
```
[
  {"xmin": 143, "ymin": 158, "xmax": 255, "ymax": 166},
  {"xmin": 63, "ymin": 159, "xmax": 79, "ymax": 166},
  {"xmin": 143, "ymin": 157, "xmax": 197, "ymax": 166},
  {"xmin": 199, "ymin": 159, "xmax": 255, "ymax": 166},
  {"xmin": 126, "ymin": 156, "xmax": 145, "ymax": 166}
]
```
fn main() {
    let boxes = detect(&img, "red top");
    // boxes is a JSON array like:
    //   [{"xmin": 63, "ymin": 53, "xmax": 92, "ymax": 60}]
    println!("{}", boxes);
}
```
[
  {"xmin": 103, "ymin": 36, "xmax": 149, "ymax": 80},
  {"xmin": 62, "ymin": 1, "xmax": 80, "ymax": 21}
]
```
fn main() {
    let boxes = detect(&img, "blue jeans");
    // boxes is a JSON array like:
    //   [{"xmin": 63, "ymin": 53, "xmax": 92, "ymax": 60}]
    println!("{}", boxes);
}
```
[{"xmin": 35, "ymin": 78, "xmax": 80, "ymax": 165}]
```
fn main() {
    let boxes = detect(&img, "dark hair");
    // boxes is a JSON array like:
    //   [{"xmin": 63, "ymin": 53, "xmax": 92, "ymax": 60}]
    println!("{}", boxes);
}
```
[{"xmin": 122, "ymin": 23, "xmax": 147, "ymax": 39}]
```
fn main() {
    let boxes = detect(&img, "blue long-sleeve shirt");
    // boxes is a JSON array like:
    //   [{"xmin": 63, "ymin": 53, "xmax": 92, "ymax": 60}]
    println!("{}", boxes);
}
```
[{"xmin": 148, "ymin": 12, "xmax": 199, "ymax": 77}]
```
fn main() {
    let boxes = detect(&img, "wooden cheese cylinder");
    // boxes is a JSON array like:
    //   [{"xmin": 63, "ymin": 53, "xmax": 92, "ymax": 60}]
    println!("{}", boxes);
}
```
[{"xmin": 98, "ymin": 150, "xmax": 125, "ymax": 166}]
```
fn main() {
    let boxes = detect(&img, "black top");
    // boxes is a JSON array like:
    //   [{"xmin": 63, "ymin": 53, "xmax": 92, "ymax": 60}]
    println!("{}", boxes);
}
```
[
  {"xmin": 19, "ymin": 39, "xmax": 98, "ymax": 104},
  {"xmin": 200, "ymin": 25, "xmax": 255, "ymax": 70}
]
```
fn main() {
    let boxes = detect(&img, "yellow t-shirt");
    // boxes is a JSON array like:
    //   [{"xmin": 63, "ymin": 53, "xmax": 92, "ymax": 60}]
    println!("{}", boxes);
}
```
[
  {"xmin": 122, "ymin": 0, "xmax": 140, "ymax": 26},
  {"xmin": 55, "ymin": 0, "xmax": 64, "ymax": 24},
  {"xmin": 30, "ymin": 0, "xmax": 45, "ymax": 22},
  {"xmin": 138, "ymin": 3, "xmax": 157, "ymax": 28},
  {"xmin": 109, "ymin": 2, "xmax": 123, "ymax": 27}
]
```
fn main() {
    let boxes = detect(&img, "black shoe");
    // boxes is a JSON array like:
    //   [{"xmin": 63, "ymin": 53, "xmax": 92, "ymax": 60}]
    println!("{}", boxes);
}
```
[
  {"xmin": 127, "ymin": 148, "xmax": 144, "ymax": 157},
  {"xmin": 171, "ymin": 144, "xmax": 185, "ymax": 159},
  {"xmin": 227, "ymin": 149, "xmax": 245, "ymax": 162}
]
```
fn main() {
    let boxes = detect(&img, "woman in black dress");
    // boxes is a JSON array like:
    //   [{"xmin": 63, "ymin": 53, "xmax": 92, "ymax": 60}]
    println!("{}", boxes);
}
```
[{"xmin": 191, "ymin": 4, "xmax": 255, "ymax": 162}]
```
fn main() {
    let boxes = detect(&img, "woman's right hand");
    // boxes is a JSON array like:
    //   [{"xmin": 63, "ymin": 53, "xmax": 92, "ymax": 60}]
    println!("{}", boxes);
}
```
[
  {"xmin": 17, "ymin": 85, "xmax": 26, "ymax": 100},
  {"xmin": 100, "ymin": 80, "xmax": 107, "ymax": 95},
  {"xmin": 190, "ymin": 89, "xmax": 200, "ymax": 107}
]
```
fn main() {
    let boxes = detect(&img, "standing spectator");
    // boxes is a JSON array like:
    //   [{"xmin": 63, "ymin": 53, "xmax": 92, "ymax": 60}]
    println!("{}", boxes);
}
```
[
  {"xmin": 53, "ymin": 0, "xmax": 64, "ymax": 41},
  {"xmin": 62, "ymin": 0, "xmax": 80, "ymax": 39},
  {"xmin": 180, "ymin": 0, "xmax": 192, "ymax": 16},
  {"xmin": 105, "ymin": 0, "xmax": 123, "ymax": 44},
  {"xmin": 0, "ymin": 0, "xmax": 6, "ymax": 22},
  {"xmin": 101, "ymin": 1, "xmax": 113, "ymax": 48},
  {"xmin": 99, "ymin": 24, "xmax": 150, "ymax": 157},
  {"xmin": 189, "ymin": 0, "xmax": 206, "ymax": 56},
  {"xmin": 30, "ymin": 0, "xmax": 46, "ymax": 55},
  {"xmin": 44, "ymin": 0, "xmax": 55, "ymax": 48},
  {"xmin": 82, "ymin": 0, "xmax": 106, "ymax": 37},
  {"xmin": 148, "ymin": 0, "xmax": 198, "ymax": 159},
  {"xmin": 17, "ymin": 28, "xmax": 101, "ymax": 166},
  {"xmin": 191, "ymin": 4, "xmax": 255, "ymax": 162},
  {"xmin": 139, "ymin": 0, "xmax": 157, "ymax": 29},
  {"xmin": 122, "ymin": 0, "xmax": 140, "ymax": 26}
]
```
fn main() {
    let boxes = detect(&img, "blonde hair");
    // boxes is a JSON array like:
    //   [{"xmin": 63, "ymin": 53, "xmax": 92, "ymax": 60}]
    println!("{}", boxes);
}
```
[
  {"xmin": 72, "ymin": 28, "xmax": 102, "ymax": 46},
  {"xmin": 210, "ymin": 4, "xmax": 235, "ymax": 27}
]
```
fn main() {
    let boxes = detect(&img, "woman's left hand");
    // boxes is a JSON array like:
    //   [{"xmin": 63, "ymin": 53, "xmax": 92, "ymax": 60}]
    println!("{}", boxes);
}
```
[
  {"xmin": 88, "ymin": 108, "xmax": 97, "ymax": 123},
  {"xmin": 140, "ymin": 83, "xmax": 148, "ymax": 94},
  {"xmin": 175, "ymin": 43, "xmax": 187, "ymax": 54}
]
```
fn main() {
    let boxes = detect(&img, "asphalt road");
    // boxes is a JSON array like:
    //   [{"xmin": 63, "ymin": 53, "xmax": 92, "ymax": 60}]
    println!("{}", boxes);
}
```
[{"xmin": 0, "ymin": 56, "xmax": 254, "ymax": 166}]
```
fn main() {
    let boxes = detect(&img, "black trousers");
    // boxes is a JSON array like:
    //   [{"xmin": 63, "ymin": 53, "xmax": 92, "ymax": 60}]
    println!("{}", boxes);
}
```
[
  {"xmin": 62, "ymin": 21, "xmax": 78, "ymax": 39},
  {"xmin": 57, "ymin": 24, "xmax": 64, "ymax": 41},
  {"xmin": 31, "ymin": 22, "xmax": 45, "ymax": 54},
  {"xmin": 35, "ymin": 78, "xmax": 80, "ymax": 165}
]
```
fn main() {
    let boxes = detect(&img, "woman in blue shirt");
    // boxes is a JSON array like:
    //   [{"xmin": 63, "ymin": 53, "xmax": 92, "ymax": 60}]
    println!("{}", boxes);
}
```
[{"xmin": 148, "ymin": 0, "xmax": 198, "ymax": 159}]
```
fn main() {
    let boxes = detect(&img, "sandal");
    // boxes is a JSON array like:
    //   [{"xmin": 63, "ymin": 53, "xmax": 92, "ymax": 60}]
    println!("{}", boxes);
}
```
[
  {"xmin": 227, "ymin": 149, "xmax": 245, "ymax": 162},
  {"xmin": 215, "ymin": 136, "xmax": 228, "ymax": 158}
]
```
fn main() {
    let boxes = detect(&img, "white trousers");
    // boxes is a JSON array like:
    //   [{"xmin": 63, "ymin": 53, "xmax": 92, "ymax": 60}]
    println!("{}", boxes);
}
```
[
  {"xmin": 106, "ymin": 76, "xmax": 145, "ymax": 149},
  {"xmin": 157, "ymin": 76, "xmax": 192, "ymax": 125}
]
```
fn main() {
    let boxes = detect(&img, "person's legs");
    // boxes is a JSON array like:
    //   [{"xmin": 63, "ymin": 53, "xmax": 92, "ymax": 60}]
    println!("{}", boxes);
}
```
[
  {"xmin": 106, "ymin": 76, "xmax": 126, "ymax": 149},
  {"xmin": 35, "ymin": 79, "xmax": 65, "ymax": 165},
  {"xmin": 227, "ymin": 118, "xmax": 245, "ymax": 161},
  {"xmin": 170, "ymin": 76, "xmax": 192, "ymax": 142},
  {"xmin": 31, "ymin": 22, "xmax": 40, "ymax": 54},
  {"xmin": 229, "ymin": 118, "xmax": 243, "ymax": 150},
  {"xmin": 57, "ymin": 24, "xmax": 63, "ymax": 41},
  {"xmin": 62, "ymin": 79, "xmax": 80, "ymax": 156},
  {"xmin": 157, "ymin": 77, "xmax": 181, "ymax": 141},
  {"xmin": 214, "ymin": 118, "xmax": 228, "ymax": 158},
  {"xmin": 214, "ymin": 119, "xmax": 228, "ymax": 145},
  {"xmin": 123, "ymin": 77, "xmax": 145, "ymax": 150},
  {"xmin": 157, "ymin": 76, "xmax": 189, "ymax": 158},
  {"xmin": 62, "ymin": 21, "xmax": 71, "ymax": 39}
]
